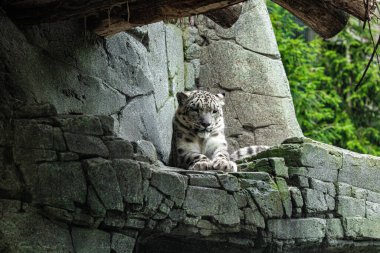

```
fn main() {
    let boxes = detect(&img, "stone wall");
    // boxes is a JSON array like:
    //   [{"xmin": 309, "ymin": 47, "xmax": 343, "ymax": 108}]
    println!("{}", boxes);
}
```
[
  {"xmin": 1, "ymin": 105, "xmax": 379, "ymax": 253},
  {"xmin": 0, "ymin": 12, "xmax": 183, "ymax": 163}
]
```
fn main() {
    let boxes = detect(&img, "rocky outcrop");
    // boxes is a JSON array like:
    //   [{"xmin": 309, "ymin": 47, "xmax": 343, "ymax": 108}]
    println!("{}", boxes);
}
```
[
  {"xmin": 0, "ymin": 12, "xmax": 183, "ymax": 163},
  {"xmin": 1, "ymin": 104, "xmax": 379, "ymax": 253},
  {"xmin": 0, "ymin": 0, "xmax": 303, "ymax": 165},
  {"xmin": 184, "ymin": 0, "xmax": 303, "ymax": 151}
]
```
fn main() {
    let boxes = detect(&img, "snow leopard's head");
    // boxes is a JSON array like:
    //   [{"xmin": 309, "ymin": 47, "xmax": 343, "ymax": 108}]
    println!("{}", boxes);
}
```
[{"xmin": 175, "ymin": 90, "xmax": 225, "ymax": 138}]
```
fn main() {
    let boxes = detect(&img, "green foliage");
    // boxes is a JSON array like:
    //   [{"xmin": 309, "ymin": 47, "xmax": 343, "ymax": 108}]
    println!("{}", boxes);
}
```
[{"xmin": 267, "ymin": 1, "xmax": 380, "ymax": 156}]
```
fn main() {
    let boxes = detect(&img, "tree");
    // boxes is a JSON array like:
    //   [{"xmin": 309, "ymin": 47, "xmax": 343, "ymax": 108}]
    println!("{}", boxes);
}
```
[{"xmin": 268, "ymin": 1, "xmax": 380, "ymax": 155}]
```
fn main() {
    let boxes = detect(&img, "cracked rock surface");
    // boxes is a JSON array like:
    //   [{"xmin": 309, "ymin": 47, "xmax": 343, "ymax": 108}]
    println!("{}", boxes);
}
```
[
  {"xmin": 1, "ymin": 105, "xmax": 380, "ymax": 253},
  {"xmin": 184, "ymin": 0, "xmax": 303, "ymax": 150},
  {"xmin": 1, "ymin": 0, "xmax": 302, "ymax": 165}
]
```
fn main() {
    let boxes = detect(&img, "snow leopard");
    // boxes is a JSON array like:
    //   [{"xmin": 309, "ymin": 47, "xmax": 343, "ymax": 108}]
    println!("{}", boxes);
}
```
[{"xmin": 172, "ymin": 90, "xmax": 269, "ymax": 172}]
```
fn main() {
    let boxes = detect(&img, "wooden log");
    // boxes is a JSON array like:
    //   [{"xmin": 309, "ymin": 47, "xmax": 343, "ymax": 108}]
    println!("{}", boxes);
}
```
[
  {"xmin": 273, "ymin": 0, "xmax": 349, "ymax": 38},
  {"xmin": 204, "ymin": 3, "xmax": 243, "ymax": 28},
  {"xmin": 321, "ymin": 0, "xmax": 377, "ymax": 21},
  {"xmin": 1, "ymin": 0, "xmax": 246, "ymax": 36}
]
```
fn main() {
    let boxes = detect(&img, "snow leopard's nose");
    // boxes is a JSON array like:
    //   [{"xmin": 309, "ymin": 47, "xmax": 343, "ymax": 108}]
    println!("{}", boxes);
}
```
[{"xmin": 201, "ymin": 122, "xmax": 211, "ymax": 128}]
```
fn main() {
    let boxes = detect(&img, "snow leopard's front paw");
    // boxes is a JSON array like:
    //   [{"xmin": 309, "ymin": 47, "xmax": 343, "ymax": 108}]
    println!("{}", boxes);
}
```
[
  {"xmin": 189, "ymin": 160, "xmax": 212, "ymax": 171},
  {"xmin": 212, "ymin": 158, "xmax": 237, "ymax": 172}
]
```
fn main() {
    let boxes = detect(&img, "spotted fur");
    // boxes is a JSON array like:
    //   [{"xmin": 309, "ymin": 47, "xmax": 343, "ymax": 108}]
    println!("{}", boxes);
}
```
[
  {"xmin": 230, "ymin": 145, "xmax": 270, "ymax": 161},
  {"xmin": 172, "ymin": 90, "xmax": 272, "ymax": 172},
  {"xmin": 172, "ymin": 90, "xmax": 237, "ymax": 172}
]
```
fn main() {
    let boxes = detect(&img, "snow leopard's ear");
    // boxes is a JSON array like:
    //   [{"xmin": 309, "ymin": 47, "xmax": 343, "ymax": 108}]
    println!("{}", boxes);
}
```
[
  {"xmin": 177, "ymin": 92, "xmax": 190, "ymax": 106},
  {"xmin": 216, "ymin": 93, "xmax": 225, "ymax": 106}
]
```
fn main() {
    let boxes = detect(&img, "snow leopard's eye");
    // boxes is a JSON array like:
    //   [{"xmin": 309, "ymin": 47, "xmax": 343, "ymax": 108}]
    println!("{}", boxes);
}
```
[
  {"xmin": 190, "ymin": 107, "xmax": 198, "ymax": 113},
  {"xmin": 212, "ymin": 110, "xmax": 218, "ymax": 114}
]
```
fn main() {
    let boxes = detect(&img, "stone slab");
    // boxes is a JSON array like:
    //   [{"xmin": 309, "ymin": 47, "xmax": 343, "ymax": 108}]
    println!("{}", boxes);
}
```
[
  {"xmin": 72, "ymin": 227, "xmax": 111, "ymax": 253},
  {"xmin": 267, "ymin": 218, "xmax": 326, "ymax": 240}
]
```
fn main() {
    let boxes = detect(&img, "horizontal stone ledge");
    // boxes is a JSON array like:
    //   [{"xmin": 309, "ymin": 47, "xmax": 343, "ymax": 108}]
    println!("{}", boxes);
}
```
[
  {"xmin": 343, "ymin": 217, "xmax": 380, "ymax": 239},
  {"xmin": 267, "ymin": 218, "xmax": 327, "ymax": 240}
]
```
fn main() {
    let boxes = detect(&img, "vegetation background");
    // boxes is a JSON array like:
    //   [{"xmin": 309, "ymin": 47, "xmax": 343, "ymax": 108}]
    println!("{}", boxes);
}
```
[{"xmin": 267, "ymin": 2, "xmax": 380, "ymax": 156}]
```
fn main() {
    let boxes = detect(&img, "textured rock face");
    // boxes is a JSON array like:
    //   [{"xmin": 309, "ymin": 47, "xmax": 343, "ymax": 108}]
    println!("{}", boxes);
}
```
[
  {"xmin": 1, "ymin": 106, "xmax": 380, "ymax": 253},
  {"xmin": 184, "ymin": 0, "xmax": 303, "ymax": 151},
  {"xmin": 0, "ymin": 0, "xmax": 302, "ymax": 165},
  {"xmin": 0, "ymin": 14, "xmax": 180, "ymax": 163}
]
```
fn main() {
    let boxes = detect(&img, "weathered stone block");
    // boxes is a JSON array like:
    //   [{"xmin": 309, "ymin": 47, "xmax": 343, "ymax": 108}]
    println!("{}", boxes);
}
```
[
  {"xmin": 140, "ymin": 162, "xmax": 153, "ymax": 179},
  {"xmin": 232, "ymin": 171, "xmax": 272, "ymax": 181},
  {"xmin": 339, "ymin": 152, "xmax": 380, "ymax": 194},
  {"xmin": 56, "ymin": 115, "xmax": 103, "ymax": 135},
  {"xmin": 105, "ymin": 139, "xmax": 134, "ymax": 159},
  {"xmin": 298, "ymin": 143, "xmax": 342, "ymax": 182},
  {"xmin": 366, "ymin": 201, "xmax": 380, "ymax": 218},
  {"xmin": 337, "ymin": 196, "xmax": 365, "ymax": 218},
  {"xmin": 53, "ymin": 127, "xmax": 66, "ymax": 151},
  {"xmin": 156, "ymin": 219, "xmax": 177, "ymax": 233},
  {"xmin": 337, "ymin": 182, "xmax": 352, "ymax": 196},
  {"xmin": 233, "ymin": 191, "xmax": 248, "ymax": 208},
  {"xmin": 325, "ymin": 195, "xmax": 335, "ymax": 211},
  {"xmin": 290, "ymin": 174, "xmax": 309, "ymax": 188},
  {"xmin": 87, "ymin": 185, "xmax": 106, "ymax": 217},
  {"xmin": 217, "ymin": 174, "xmax": 240, "ymax": 192},
  {"xmin": 65, "ymin": 133, "xmax": 109, "ymax": 157},
  {"xmin": 15, "ymin": 103, "xmax": 57, "ymax": 118},
  {"xmin": 168, "ymin": 209, "xmax": 186, "ymax": 222},
  {"xmin": 13, "ymin": 148, "xmax": 57, "ymax": 163},
  {"xmin": 72, "ymin": 227, "xmax": 110, "ymax": 253},
  {"xmin": 134, "ymin": 140, "xmax": 158, "ymax": 162},
  {"xmin": 267, "ymin": 218, "xmax": 326, "ymax": 240},
  {"xmin": 183, "ymin": 186, "xmax": 240, "ymax": 225},
  {"xmin": 269, "ymin": 158, "xmax": 288, "ymax": 178},
  {"xmin": 36, "ymin": 162, "xmax": 86, "ymax": 211},
  {"xmin": 0, "ymin": 164, "xmax": 22, "ymax": 199},
  {"xmin": 302, "ymin": 188, "xmax": 328, "ymax": 214},
  {"xmin": 197, "ymin": 220, "xmax": 217, "ymax": 230},
  {"xmin": 145, "ymin": 186, "xmax": 163, "ymax": 215},
  {"xmin": 14, "ymin": 121, "xmax": 53, "ymax": 149},
  {"xmin": 289, "ymin": 187, "xmax": 303, "ymax": 208},
  {"xmin": 158, "ymin": 202, "xmax": 171, "ymax": 215},
  {"xmin": 248, "ymin": 180, "xmax": 283, "ymax": 219},
  {"xmin": 102, "ymin": 212, "xmax": 124, "ymax": 229},
  {"xmin": 98, "ymin": 115, "xmax": 115, "ymax": 136},
  {"xmin": 112, "ymin": 159, "xmax": 143, "ymax": 204},
  {"xmin": 83, "ymin": 158, "xmax": 123, "ymax": 211},
  {"xmin": 111, "ymin": 233, "xmax": 136, "ymax": 253},
  {"xmin": 58, "ymin": 152, "xmax": 79, "ymax": 161},
  {"xmin": 343, "ymin": 217, "xmax": 380, "ymax": 239},
  {"xmin": 352, "ymin": 187, "xmax": 368, "ymax": 200},
  {"xmin": 184, "ymin": 62, "xmax": 196, "ymax": 90},
  {"xmin": 310, "ymin": 178, "xmax": 336, "ymax": 197},
  {"xmin": 189, "ymin": 174, "xmax": 220, "ymax": 188},
  {"xmin": 367, "ymin": 190, "xmax": 380, "ymax": 204},
  {"xmin": 244, "ymin": 207, "xmax": 265, "ymax": 228},
  {"xmin": 0, "ymin": 200, "xmax": 74, "ymax": 252},
  {"xmin": 42, "ymin": 206, "xmax": 73, "ymax": 223},
  {"xmin": 151, "ymin": 170, "xmax": 188, "ymax": 206},
  {"xmin": 125, "ymin": 218, "xmax": 146, "ymax": 229},
  {"xmin": 73, "ymin": 212, "xmax": 95, "ymax": 227},
  {"xmin": 275, "ymin": 177, "xmax": 292, "ymax": 218},
  {"xmin": 326, "ymin": 219, "xmax": 344, "ymax": 239}
]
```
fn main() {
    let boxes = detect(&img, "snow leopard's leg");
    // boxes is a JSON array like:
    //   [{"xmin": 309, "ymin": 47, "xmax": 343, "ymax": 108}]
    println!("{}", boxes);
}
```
[
  {"xmin": 175, "ymin": 132, "xmax": 212, "ymax": 170},
  {"xmin": 205, "ymin": 133, "xmax": 237, "ymax": 172}
]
